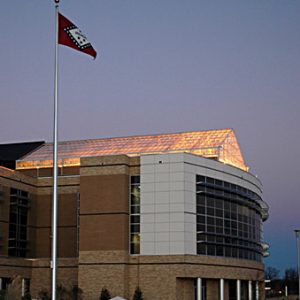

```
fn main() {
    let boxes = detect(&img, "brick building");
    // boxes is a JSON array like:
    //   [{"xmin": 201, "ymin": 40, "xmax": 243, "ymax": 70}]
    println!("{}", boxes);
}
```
[{"xmin": 0, "ymin": 129, "xmax": 269, "ymax": 299}]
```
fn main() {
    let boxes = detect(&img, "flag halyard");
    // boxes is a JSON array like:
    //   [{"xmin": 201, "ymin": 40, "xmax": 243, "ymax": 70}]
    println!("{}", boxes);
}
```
[{"xmin": 58, "ymin": 13, "xmax": 97, "ymax": 59}]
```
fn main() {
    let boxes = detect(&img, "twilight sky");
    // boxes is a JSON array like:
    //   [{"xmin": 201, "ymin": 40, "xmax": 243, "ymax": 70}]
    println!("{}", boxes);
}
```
[{"xmin": 1, "ymin": 0, "xmax": 300, "ymax": 274}]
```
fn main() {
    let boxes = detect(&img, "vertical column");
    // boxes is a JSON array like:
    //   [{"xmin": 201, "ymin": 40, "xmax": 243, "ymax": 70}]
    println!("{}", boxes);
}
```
[
  {"xmin": 248, "ymin": 281, "xmax": 253, "ymax": 300},
  {"xmin": 0, "ymin": 278, "xmax": 2, "ymax": 290},
  {"xmin": 197, "ymin": 278, "xmax": 202, "ymax": 300},
  {"xmin": 236, "ymin": 279, "xmax": 241, "ymax": 300},
  {"xmin": 21, "ymin": 278, "xmax": 25, "ymax": 297},
  {"xmin": 255, "ymin": 281, "xmax": 259, "ymax": 300},
  {"xmin": 237, "ymin": 280, "xmax": 241, "ymax": 300},
  {"xmin": 220, "ymin": 279, "xmax": 225, "ymax": 300}
]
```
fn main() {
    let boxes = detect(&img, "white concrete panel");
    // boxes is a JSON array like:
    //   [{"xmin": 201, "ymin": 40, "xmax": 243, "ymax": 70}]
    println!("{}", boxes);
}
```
[
  {"xmin": 141, "ymin": 242, "xmax": 155, "ymax": 255},
  {"xmin": 170, "ymin": 181, "xmax": 184, "ymax": 191},
  {"xmin": 184, "ymin": 191, "xmax": 196, "ymax": 204},
  {"xmin": 156, "ymin": 172, "xmax": 170, "ymax": 183},
  {"xmin": 185, "ymin": 180, "xmax": 196, "ymax": 192},
  {"xmin": 141, "ymin": 223, "xmax": 155, "ymax": 233},
  {"xmin": 141, "ymin": 193, "xmax": 155, "ymax": 205},
  {"xmin": 154, "ymin": 154, "xmax": 170, "ymax": 164},
  {"xmin": 184, "ymin": 222, "xmax": 197, "ymax": 233},
  {"xmin": 185, "ymin": 232, "xmax": 196, "ymax": 242},
  {"xmin": 169, "ymin": 222, "xmax": 185, "ymax": 232},
  {"xmin": 155, "ymin": 191, "xmax": 170, "ymax": 204},
  {"xmin": 141, "ymin": 155, "xmax": 155, "ymax": 164},
  {"xmin": 170, "ymin": 231, "xmax": 185, "ymax": 242},
  {"xmin": 169, "ymin": 172, "xmax": 185, "ymax": 182},
  {"xmin": 185, "ymin": 241, "xmax": 196, "ymax": 254},
  {"xmin": 155, "ymin": 182, "xmax": 170, "ymax": 192},
  {"xmin": 155, "ymin": 232, "xmax": 170, "ymax": 242},
  {"xmin": 169, "ymin": 162, "xmax": 184, "ymax": 173},
  {"xmin": 184, "ymin": 172, "xmax": 196, "ymax": 183},
  {"xmin": 155, "ymin": 164, "xmax": 169, "ymax": 173},
  {"xmin": 142, "ymin": 232, "xmax": 155, "ymax": 242},
  {"xmin": 155, "ymin": 222, "xmax": 170, "ymax": 232},
  {"xmin": 184, "ymin": 213, "xmax": 196, "ymax": 223},
  {"xmin": 155, "ymin": 204, "xmax": 170, "ymax": 213},
  {"xmin": 184, "ymin": 202, "xmax": 196, "ymax": 213},
  {"xmin": 142, "ymin": 182, "xmax": 155, "ymax": 193},
  {"xmin": 170, "ymin": 190, "xmax": 185, "ymax": 203},
  {"xmin": 170, "ymin": 212, "xmax": 185, "ymax": 222},
  {"xmin": 142, "ymin": 214, "xmax": 155, "ymax": 223},
  {"xmin": 141, "ymin": 173, "xmax": 155, "ymax": 183},
  {"xmin": 169, "ymin": 203, "xmax": 185, "ymax": 212},
  {"xmin": 155, "ymin": 213, "xmax": 170, "ymax": 222},
  {"xmin": 184, "ymin": 163, "xmax": 196, "ymax": 174},
  {"xmin": 141, "ymin": 164, "xmax": 155, "ymax": 174},
  {"xmin": 141, "ymin": 205, "xmax": 155, "ymax": 213},
  {"xmin": 155, "ymin": 242, "xmax": 170, "ymax": 255},
  {"xmin": 170, "ymin": 241, "xmax": 185, "ymax": 254},
  {"xmin": 169, "ymin": 153, "xmax": 185, "ymax": 162}
]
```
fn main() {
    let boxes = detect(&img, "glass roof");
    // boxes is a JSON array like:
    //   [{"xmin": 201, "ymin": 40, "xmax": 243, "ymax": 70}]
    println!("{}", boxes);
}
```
[{"xmin": 16, "ymin": 129, "xmax": 248, "ymax": 171}]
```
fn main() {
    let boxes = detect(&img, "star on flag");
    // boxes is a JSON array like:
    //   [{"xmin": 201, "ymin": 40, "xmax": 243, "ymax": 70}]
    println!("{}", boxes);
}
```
[{"xmin": 58, "ymin": 13, "xmax": 97, "ymax": 59}]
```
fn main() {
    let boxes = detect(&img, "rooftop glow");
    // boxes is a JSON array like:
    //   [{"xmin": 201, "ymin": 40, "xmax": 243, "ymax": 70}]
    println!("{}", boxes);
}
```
[{"xmin": 16, "ymin": 129, "xmax": 248, "ymax": 171}]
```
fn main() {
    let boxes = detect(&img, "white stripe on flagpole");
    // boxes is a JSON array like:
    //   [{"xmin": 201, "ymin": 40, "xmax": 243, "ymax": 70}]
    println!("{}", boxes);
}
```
[{"xmin": 52, "ymin": 3, "xmax": 59, "ymax": 300}]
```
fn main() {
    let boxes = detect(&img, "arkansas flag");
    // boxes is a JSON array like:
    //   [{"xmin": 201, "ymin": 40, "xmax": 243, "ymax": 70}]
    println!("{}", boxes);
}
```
[{"xmin": 58, "ymin": 13, "xmax": 97, "ymax": 59}]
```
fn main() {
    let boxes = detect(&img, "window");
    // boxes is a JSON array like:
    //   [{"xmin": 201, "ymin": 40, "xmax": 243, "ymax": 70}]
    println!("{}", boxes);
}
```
[
  {"xmin": 196, "ymin": 175, "xmax": 263, "ymax": 261},
  {"xmin": 130, "ymin": 176, "xmax": 140, "ymax": 254},
  {"xmin": 8, "ymin": 188, "xmax": 30, "ymax": 257}
]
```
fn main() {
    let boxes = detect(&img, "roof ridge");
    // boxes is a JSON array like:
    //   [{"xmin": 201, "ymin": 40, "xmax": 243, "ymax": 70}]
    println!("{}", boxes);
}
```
[{"xmin": 44, "ymin": 128, "xmax": 233, "ymax": 145}]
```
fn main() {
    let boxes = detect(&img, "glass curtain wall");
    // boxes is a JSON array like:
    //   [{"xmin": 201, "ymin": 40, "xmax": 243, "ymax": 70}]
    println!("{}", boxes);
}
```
[{"xmin": 196, "ymin": 175, "xmax": 262, "ymax": 261}]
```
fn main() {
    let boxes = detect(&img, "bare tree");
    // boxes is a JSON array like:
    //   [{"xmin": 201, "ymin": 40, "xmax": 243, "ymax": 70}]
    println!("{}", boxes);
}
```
[{"xmin": 265, "ymin": 266, "xmax": 280, "ymax": 280}]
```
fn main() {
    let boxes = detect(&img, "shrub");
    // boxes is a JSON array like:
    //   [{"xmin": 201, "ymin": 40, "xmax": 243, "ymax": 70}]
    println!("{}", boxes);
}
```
[
  {"xmin": 99, "ymin": 287, "xmax": 111, "ymax": 300},
  {"xmin": 133, "ymin": 287, "xmax": 143, "ymax": 300},
  {"xmin": 38, "ymin": 289, "xmax": 51, "ymax": 300},
  {"xmin": 22, "ymin": 293, "xmax": 32, "ymax": 300}
]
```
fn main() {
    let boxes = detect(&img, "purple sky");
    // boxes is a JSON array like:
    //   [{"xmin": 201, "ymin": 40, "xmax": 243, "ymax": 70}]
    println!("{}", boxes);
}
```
[{"xmin": 1, "ymin": 0, "xmax": 300, "ymax": 274}]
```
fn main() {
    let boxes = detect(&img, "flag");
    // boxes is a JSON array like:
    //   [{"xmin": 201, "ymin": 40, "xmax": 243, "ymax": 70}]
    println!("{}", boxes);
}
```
[{"xmin": 58, "ymin": 13, "xmax": 97, "ymax": 59}]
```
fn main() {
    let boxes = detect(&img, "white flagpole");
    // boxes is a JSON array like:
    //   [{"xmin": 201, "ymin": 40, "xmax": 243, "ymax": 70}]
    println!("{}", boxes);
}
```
[{"xmin": 52, "ymin": 1, "xmax": 60, "ymax": 299}]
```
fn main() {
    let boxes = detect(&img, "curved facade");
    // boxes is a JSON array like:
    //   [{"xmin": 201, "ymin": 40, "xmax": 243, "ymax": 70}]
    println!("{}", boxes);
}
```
[{"xmin": 0, "ymin": 129, "xmax": 268, "ymax": 300}]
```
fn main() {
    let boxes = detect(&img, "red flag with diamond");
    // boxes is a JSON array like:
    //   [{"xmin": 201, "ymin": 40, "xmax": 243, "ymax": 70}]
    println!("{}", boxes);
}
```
[{"xmin": 58, "ymin": 13, "xmax": 97, "ymax": 59}]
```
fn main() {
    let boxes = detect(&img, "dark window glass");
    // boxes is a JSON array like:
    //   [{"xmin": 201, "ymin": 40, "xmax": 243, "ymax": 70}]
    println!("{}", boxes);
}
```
[
  {"xmin": 216, "ymin": 245, "xmax": 223, "ymax": 256},
  {"xmin": 207, "ymin": 177, "xmax": 214, "ymax": 184},
  {"xmin": 131, "ymin": 224, "xmax": 140, "ymax": 233},
  {"xmin": 198, "ymin": 206, "xmax": 205, "ymax": 214},
  {"xmin": 216, "ymin": 227, "xmax": 223, "ymax": 234},
  {"xmin": 215, "ymin": 180, "xmax": 222, "ymax": 186},
  {"xmin": 207, "ymin": 207, "xmax": 214, "ymax": 216},
  {"xmin": 197, "ymin": 215, "xmax": 205, "ymax": 224},
  {"xmin": 131, "ymin": 206, "xmax": 140, "ymax": 214},
  {"xmin": 131, "ymin": 215, "xmax": 140, "ymax": 223},
  {"xmin": 207, "ymin": 226, "xmax": 215, "ymax": 233},
  {"xmin": 8, "ymin": 188, "xmax": 29, "ymax": 258},
  {"xmin": 216, "ymin": 209, "xmax": 223, "ymax": 218},
  {"xmin": 216, "ymin": 218, "xmax": 223, "ymax": 226},
  {"xmin": 215, "ymin": 199, "xmax": 223, "ymax": 209},
  {"xmin": 196, "ymin": 175, "xmax": 262, "ymax": 262},
  {"xmin": 197, "ymin": 243, "xmax": 206, "ymax": 255},
  {"xmin": 197, "ymin": 194, "xmax": 205, "ymax": 205},
  {"xmin": 207, "ymin": 245, "xmax": 215, "ymax": 255},
  {"xmin": 130, "ymin": 176, "xmax": 141, "ymax": 254},
  {"xmin": 207, "ymin": 217, "xmax": 215, "ymax": 225},
  {"xmin": 197, "ymin": 224, "xmax": 206, "ymax": 231},
  {"xmin": 196, "ymin": 175, "xmax": 205, "ymax": 183},
  {"xmin": 131, "ymin": 176, "xmax": 140, "ymax": 184},
  {"xmin": 207, "ymin": 235, "xmax": 215, "ymax": 243}
]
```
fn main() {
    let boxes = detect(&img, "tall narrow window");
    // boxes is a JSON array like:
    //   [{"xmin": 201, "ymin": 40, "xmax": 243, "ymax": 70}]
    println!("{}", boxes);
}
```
[
  {"xmin": 130, "ymin": 176, "xmax": 140, "ymax": 254},
  {"xmin": 8, "ymin": 188, "xmax": 30, "ymax": 257}
]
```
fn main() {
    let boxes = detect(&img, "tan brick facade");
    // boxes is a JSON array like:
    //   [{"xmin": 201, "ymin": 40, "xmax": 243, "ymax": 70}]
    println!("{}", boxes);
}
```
[{"xmin": 0, "ymin": 155, "xmax": 266, "ymax": 300}]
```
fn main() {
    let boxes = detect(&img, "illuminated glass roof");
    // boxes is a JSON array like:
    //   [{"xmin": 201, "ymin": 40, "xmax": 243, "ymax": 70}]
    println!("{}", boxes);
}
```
[{"xmin": 16, "ymin": 129, "xmax": 248, "ymax": 171}]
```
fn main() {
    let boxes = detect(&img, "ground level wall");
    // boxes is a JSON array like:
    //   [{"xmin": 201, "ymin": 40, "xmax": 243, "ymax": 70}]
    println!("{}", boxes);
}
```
[{"xmin": 0, "ymin": 253, "xmax": 265, "ymax": 300}]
